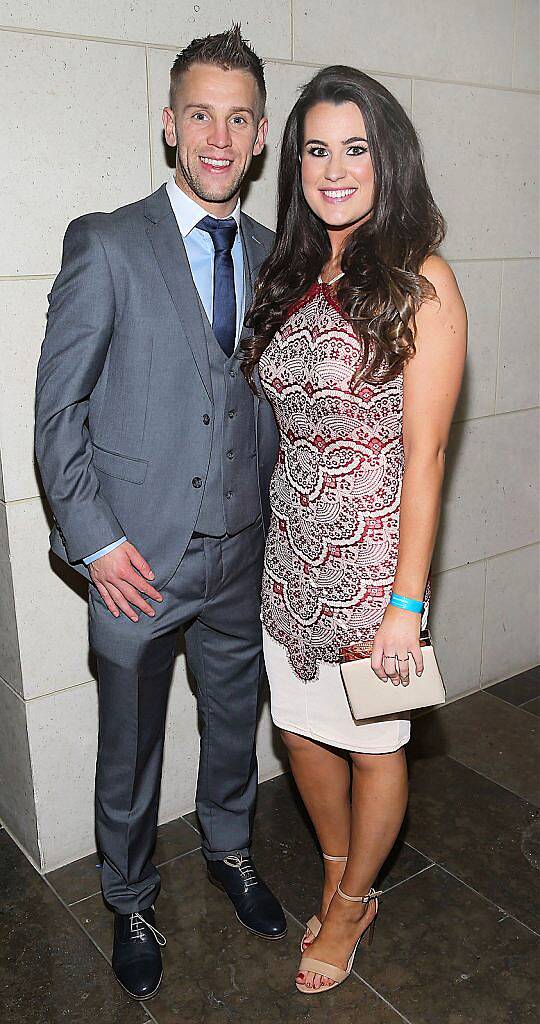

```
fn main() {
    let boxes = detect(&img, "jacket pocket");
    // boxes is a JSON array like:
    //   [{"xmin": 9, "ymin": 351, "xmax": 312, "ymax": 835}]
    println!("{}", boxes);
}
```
[{"xmin": 92, "ymin": 444, "xmax": 148, "ymax": 484}]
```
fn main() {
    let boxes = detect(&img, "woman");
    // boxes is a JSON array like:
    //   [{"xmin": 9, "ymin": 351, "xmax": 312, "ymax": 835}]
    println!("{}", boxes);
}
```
[{"xmin": 242, "ymin": 66, "xmax": 466, "ymax": 994}]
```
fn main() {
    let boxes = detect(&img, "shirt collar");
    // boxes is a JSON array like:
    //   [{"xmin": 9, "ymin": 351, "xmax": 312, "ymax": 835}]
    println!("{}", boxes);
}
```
[{"xmin": 166, "ymin": 175, "xmax": 241, "ymax": 238}]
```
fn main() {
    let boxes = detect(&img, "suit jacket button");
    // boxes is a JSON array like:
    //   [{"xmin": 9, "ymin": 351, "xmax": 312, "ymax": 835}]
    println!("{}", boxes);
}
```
[
  {"xmin": 192, "ymin": 477, "xmax": 203, "ymax": 488},
  {"xmin": 228, "ymin": 409, "xmax": 236, "ymax": 419},
  {"xmin": 202, "ymin": 414, "xmax": 210, "ymax": 425}
]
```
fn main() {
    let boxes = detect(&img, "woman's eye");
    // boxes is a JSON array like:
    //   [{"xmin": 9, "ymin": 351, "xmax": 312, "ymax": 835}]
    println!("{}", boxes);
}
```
[
  {"xmin": 307, "ymin": 147, "xmax": 328, "ymax": 158},
  {"xmin": 347, "ymin": 145, "xmax": 368, "ymax": 156}
]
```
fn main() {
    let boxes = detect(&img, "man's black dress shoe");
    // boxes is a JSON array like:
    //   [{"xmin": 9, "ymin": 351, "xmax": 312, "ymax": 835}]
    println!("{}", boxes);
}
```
[
  {"xmin": 207, "ymin": 854, "xmax": 287, "ymax": 939},
  {"xmin": 112, "ymin": 906, "xmax": 166, "ymax": 1000}
]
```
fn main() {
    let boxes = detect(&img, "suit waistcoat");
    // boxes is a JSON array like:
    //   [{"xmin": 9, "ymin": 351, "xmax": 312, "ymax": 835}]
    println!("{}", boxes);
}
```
[{"xmin": 194, "ymin": 295, "xmax": 260, "ymax": 536}]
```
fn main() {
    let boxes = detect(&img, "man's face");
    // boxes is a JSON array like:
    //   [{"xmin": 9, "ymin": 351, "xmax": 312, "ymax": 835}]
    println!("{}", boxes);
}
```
[{"xmin": 163, "ymin": 63, "xmax": 268, "ymax": 214}]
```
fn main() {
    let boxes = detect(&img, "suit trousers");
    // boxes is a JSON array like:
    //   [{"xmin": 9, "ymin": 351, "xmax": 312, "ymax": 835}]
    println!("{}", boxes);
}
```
[{"xmin": 88, "ymin": 518, "xmax": 264, "ymax": 913}]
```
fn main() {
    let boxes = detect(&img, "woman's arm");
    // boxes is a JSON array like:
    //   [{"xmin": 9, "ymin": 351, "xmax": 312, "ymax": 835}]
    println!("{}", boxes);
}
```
[{"xmin": 371, "ymin": 255, "xmax": 467, "ymax": 683}]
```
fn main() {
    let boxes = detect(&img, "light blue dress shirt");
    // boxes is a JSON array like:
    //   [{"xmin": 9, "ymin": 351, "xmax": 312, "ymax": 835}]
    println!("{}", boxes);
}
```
[{"xmin": 83, "ymin": 177, "xmax": 245, "ymax": 565}]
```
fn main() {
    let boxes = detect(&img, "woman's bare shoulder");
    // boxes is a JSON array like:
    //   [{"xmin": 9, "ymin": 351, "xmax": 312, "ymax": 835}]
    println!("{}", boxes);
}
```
[
  {"xmin": 420, "ymin": 253, "xmax": 459, "ymax": 294},
  {"xmin": 418, "ymin": 254, "xmax": 466, "ymax": 326}
]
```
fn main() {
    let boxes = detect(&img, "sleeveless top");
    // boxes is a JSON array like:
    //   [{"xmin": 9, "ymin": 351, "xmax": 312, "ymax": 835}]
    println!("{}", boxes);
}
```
[{"xmin": 259, "ymin": 276, "xmax": 430, "ymax": 682}]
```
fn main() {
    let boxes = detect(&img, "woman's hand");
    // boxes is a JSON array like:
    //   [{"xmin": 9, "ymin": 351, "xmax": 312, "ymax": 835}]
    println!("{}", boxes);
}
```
[{"xmin": 371, "ymin": 604, "xmax": 424, "ymax": 686}]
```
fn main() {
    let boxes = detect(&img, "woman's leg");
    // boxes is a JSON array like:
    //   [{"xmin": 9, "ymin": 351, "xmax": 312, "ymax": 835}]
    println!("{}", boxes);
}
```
[
  {"xmin": 281, "ymin": 730, "xmax": 351, "ymax": 920},
  {"xmin": 298, "ymin": 746, "xmax": 408, "ymax": 989}
]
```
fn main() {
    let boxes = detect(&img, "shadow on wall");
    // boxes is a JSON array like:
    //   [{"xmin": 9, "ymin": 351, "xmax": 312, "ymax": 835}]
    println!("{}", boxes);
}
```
[{"xmin": 452, "ymin": 356, "xmax": 472, "ymax": 423}]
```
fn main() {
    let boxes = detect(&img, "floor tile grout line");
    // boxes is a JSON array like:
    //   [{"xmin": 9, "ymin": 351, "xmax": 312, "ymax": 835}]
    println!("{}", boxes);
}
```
[
  {"xmin": 381, "ymin": 862, "xmax": 435, "ymax": 896},
  {"xmin": 64, "ymin": 844, "xmax": 202, "ymax": 907},
  {"xmin": 282, "ymin": 906, "xmax": 415, "ymax": 1023},
  {"xmin": 39, "ymin": 872, "xmax": 161, "ymax": 1024},
  {"xmin": 67, "ymin": 887, "xmax": 102, "ymax": 907},
  {"xmin": 350, "ymin": 971, "xmax": 415, "ymax": 1024},
  {"xmin": 436, "ymin": 862, "xmax": 540, "ymax": 939},
  {"xmin": 179, "ymin": 814, "xmax": 202, "ymax": 837},
  {"xmin": 401, "ymin": 839, "xmax": 540, "ymax": 939},
  {"xmin": 486, "ymin": 689, "xmax": 540, "ymax": 718},
  {"xmin": 444, "ymin": 746, "xmax": 540, "ymax": 808},
  {"xmin": 153, "ymin": 844, "xmax": 202, "ymax": 871},
  {"xmin": 12, "ymin": 814, "xmax": 535, "ymax": 1022},
  {"xmin": 53, "ymin": 850, "xmax": 412, "ymax": 1023}
]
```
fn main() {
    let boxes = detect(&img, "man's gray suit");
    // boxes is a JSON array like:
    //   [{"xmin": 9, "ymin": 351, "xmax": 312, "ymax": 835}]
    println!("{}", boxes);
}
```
[{"xmin": 35, "ymin": 183, "xmax": 279, "ymax": 913}]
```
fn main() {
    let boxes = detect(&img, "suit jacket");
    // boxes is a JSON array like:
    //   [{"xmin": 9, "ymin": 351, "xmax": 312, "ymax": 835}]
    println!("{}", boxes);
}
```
[{"xmin": 34, "ymin": 183, "xmax": 279, "ymax": 588}]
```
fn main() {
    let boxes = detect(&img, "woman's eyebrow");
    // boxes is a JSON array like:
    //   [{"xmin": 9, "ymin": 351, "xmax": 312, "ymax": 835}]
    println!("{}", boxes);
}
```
[{"xmin": 304, "ymin": 136, "xmax": 368, "ymax": 146}]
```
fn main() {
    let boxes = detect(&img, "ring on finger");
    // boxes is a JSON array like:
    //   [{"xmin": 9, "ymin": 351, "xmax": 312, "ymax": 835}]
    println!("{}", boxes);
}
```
[{"xmin": 398, "ymin": 656, "xmax": 410, "ymax": 686}]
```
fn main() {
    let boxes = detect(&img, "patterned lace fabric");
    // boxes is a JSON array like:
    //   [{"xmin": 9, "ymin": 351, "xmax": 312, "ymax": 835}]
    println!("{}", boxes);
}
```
[{"xmin": 259, "ymin": 280, "xmax": 429, "ymax": 682}]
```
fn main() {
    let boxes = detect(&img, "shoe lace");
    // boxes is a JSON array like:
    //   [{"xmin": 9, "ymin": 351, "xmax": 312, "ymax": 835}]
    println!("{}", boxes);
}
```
[
  {"xmin": 129, "ymin": 911, "xmax": 167, "ymax": 947},
  {"xmin": 223, "ymin": 854, "xmax": 259, "ymax": 888}
]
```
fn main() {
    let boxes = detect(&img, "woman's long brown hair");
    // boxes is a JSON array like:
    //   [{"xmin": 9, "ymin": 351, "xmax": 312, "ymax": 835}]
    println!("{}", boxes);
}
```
[{"xmin": 242, "ymin": 66, "xmax": 445, "ymax": 390}]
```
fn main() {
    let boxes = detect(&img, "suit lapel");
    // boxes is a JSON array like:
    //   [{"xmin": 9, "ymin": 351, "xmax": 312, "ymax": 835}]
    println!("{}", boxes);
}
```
[
  {"xmin": 239, "ymin": 214, "xmax": 267, "ymax": 346},
  {"xmin": 239, "ymin": 215, "xmax": 269, "ymax": 422},
  {"xmin": 144, "ymin": 186, "xmax": 212, "ymax": 398},
  {"xmin": 143, "ymin": 190, "xmax": 269, "ymax": 398}
]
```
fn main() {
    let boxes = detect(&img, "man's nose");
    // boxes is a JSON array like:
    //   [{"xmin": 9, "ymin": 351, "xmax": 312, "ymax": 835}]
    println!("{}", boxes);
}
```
[{"xmin": 207, "ymin": 120, "xmax": 232, "ymax": 149}]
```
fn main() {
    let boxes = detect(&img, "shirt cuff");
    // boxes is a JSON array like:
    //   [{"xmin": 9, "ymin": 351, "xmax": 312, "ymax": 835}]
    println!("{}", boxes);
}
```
[{"xmin": 83, "ymin": 537, "xmax": 127, "ymax": 565}]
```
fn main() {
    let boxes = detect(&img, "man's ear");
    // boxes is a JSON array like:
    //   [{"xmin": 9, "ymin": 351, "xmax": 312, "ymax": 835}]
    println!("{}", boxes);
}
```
[
  {"xmin": 253, "ymin": 116, "xmax": 269, "ymax": 157},
  {"xmin": 162, "ymin": 107, "xmax": 177, "ymax": 148}
]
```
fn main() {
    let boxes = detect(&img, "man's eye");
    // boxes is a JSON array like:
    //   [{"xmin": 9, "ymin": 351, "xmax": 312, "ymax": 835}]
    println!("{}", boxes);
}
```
[
  {"xmin": 232, "ymin": 116, "xmax": 247, "ymax": 125},
  {"xmin": 192, "ymin": 112, "xmax": 207, "ymax": 121}
]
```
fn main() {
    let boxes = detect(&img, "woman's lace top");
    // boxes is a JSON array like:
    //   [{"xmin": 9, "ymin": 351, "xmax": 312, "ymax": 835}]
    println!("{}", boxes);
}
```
[{"xmin": 259, "ymin": 279, "xmax": 429, "ymax": 681}]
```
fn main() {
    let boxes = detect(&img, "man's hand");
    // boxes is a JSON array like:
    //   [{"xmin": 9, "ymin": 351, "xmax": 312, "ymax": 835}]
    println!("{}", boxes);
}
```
[{"xmin": 89, "ymin": 541, "xmax": 163, "ymax": 621}]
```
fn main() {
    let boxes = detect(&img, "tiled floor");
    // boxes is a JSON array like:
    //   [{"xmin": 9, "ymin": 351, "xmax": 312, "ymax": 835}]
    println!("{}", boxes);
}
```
[{"xmin": 1, "ymin": 666, "xmax": 539, "ymax": 1023}]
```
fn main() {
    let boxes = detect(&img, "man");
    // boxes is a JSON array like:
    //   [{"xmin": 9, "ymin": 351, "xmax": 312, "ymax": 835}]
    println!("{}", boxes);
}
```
[{"xmin": 35, "ymin": 26, "xmax": 285, "ymax": 1002}]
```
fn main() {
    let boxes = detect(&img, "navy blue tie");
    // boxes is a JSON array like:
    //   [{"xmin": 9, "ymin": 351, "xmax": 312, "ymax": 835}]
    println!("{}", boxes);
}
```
[{"xmin": 198, "ymin": 215, "xmax": 238, "ymax": 357}]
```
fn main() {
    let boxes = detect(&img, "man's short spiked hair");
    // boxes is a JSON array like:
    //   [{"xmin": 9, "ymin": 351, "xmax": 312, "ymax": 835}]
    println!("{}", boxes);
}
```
[{"xmin": 170, "ymin": 24, "xmax": 266, "ymax": 118}]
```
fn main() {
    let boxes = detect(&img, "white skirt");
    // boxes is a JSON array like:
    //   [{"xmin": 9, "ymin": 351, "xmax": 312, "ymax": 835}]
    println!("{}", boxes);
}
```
[{"xmin": 263, "ymin": 627, "xmax": 410, "ymax": 754}]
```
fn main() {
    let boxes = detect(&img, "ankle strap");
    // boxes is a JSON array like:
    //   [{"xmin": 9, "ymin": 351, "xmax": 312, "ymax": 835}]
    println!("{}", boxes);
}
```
[
  {"xmin": 322, "ymin": 853, "xmax": 348, "ymax": 862},
  {"xmin": 337, "ymin": 882, "xmax": 383, "ymax": 904}
]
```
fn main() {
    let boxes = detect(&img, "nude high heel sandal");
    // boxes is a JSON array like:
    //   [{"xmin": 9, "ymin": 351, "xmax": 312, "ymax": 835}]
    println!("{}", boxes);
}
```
[
  {"xmin": 296, "ymin": 882, "xmax": 382, "ymax": 994},
  {"xmin": 300, "ymin": 854, "xmax": 348, "ymax": 954}
]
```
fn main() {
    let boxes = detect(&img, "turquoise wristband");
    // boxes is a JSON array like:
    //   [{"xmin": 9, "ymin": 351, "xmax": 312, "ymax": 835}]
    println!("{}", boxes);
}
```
[{"xmin": 389, "ymin": 592, "xmax": 424, "ymax": 614}]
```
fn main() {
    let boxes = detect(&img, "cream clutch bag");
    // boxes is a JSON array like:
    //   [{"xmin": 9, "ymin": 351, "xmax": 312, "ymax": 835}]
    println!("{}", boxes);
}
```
[{"xmin": 339, "ymin": 629, "xmax": 446, "ymax": 720}]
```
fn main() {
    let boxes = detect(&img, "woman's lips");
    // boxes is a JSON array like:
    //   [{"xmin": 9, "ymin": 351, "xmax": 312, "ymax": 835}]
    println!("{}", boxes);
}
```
[{"xmin": 319, "ymin": 187, "xmax": 358, "ymax": 204}]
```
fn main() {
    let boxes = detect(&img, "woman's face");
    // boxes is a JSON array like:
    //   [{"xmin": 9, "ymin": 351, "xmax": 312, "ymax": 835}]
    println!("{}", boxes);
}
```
[{"xmin": 300, "ymin": 101, "xmax": 375, "ymax": 235}]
